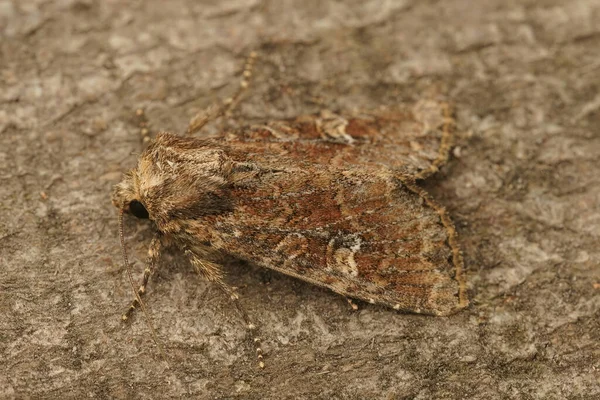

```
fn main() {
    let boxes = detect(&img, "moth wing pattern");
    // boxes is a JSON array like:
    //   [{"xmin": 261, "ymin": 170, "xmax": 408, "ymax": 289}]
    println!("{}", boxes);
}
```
[
  {"xmin": 168, "ymin": 99, "xmax": 466, "ymax": 315},
  {"xmin": 114, "ymin": 100, "xmax": 467, "ymax": 320},
  {"xmin": 224, "ymin": 100, "xmax": 454, "ymax": 181},
  {"xmin": 182, "ymin": 155, "xmax": 467, "ymax": 316}
]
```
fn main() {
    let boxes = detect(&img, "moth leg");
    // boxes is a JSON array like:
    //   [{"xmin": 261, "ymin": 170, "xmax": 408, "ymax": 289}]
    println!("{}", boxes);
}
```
[
  {"xmin": 346, "ymin": 297, "xmax": 359, "ymax": 311},
  {"xmin": 122, "ymin": 235, "xmax": 162, "ymax": 321},
  {"xmin": 186, "ymin": 51, "xmax": 258, "ymax": 136},
  {"xmin": 185, "ymin": 248, "xmax": 265, "ymax": 368},
  {"xmin": 215, "ymin": 280, "xmax": 265, "ymax": 369}
]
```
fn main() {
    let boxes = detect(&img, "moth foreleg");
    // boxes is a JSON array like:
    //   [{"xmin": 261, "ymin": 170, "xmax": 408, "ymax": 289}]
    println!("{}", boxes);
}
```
[
  {"xmin": 185, "ymin": 248, "xmax": 265, "ymax": 368},
  {"xmin": 122, "ymin": 235, "xmax": 163, "ymax": 321}
]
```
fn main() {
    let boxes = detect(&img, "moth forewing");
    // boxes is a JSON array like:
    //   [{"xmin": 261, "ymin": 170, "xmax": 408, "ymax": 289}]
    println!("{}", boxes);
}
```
[
  {"xmin": 113, "ymin": 101, "xmax": 467, "ymax": 367},
  {"xmin": 189, "ymin": 156, "xmax": 467, "ymax": 316}
]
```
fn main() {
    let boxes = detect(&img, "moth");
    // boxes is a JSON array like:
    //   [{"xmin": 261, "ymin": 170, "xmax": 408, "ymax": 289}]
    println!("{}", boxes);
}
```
[{"xmin": 112, "ymin": 99, "xmax": 468, "ymax": 366}]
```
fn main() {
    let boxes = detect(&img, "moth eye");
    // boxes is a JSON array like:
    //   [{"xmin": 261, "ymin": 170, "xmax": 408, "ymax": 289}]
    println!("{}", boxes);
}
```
[{"xmin": 129, "ymin": 200, "xmax": 149, "ymax": 219}]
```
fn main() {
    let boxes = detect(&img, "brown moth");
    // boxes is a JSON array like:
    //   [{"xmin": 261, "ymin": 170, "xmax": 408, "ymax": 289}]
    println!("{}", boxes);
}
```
[{"xmin": 112, "ymin": 100, "xmax": 468, "ymax": 366}]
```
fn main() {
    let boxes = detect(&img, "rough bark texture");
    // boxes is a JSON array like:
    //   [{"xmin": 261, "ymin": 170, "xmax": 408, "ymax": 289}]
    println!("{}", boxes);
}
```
[{"xmin": 1, "ymin": 0, "xmax": 599, "ymax": 399}]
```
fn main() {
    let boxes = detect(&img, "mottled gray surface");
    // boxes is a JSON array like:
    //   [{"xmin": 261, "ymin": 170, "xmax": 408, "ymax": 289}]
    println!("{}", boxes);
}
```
[{"xmin": 1, "ymin": 0, "xmax": 599, "ymax": 399}]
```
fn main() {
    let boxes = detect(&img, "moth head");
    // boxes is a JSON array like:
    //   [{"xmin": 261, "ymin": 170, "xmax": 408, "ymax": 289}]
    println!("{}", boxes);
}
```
[{"xmin": 112, "ymin": 170, "xmax": 149, "ymax": 219}]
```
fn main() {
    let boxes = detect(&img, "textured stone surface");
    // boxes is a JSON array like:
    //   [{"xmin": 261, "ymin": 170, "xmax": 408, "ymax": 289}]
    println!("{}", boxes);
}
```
[{"xmin": 1, "ymin": 0, "xmax": 599, "ymax": 398}]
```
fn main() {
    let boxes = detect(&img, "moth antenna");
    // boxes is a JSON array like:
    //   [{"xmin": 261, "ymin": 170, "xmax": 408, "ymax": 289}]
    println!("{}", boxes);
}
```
[
  {"xmin": 187, "ymin": 50, "xmax": 258, "ymax": 136},
  {"xmin": 119, "ymin": 209, "xmax": 169, "ymax": 365}
]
